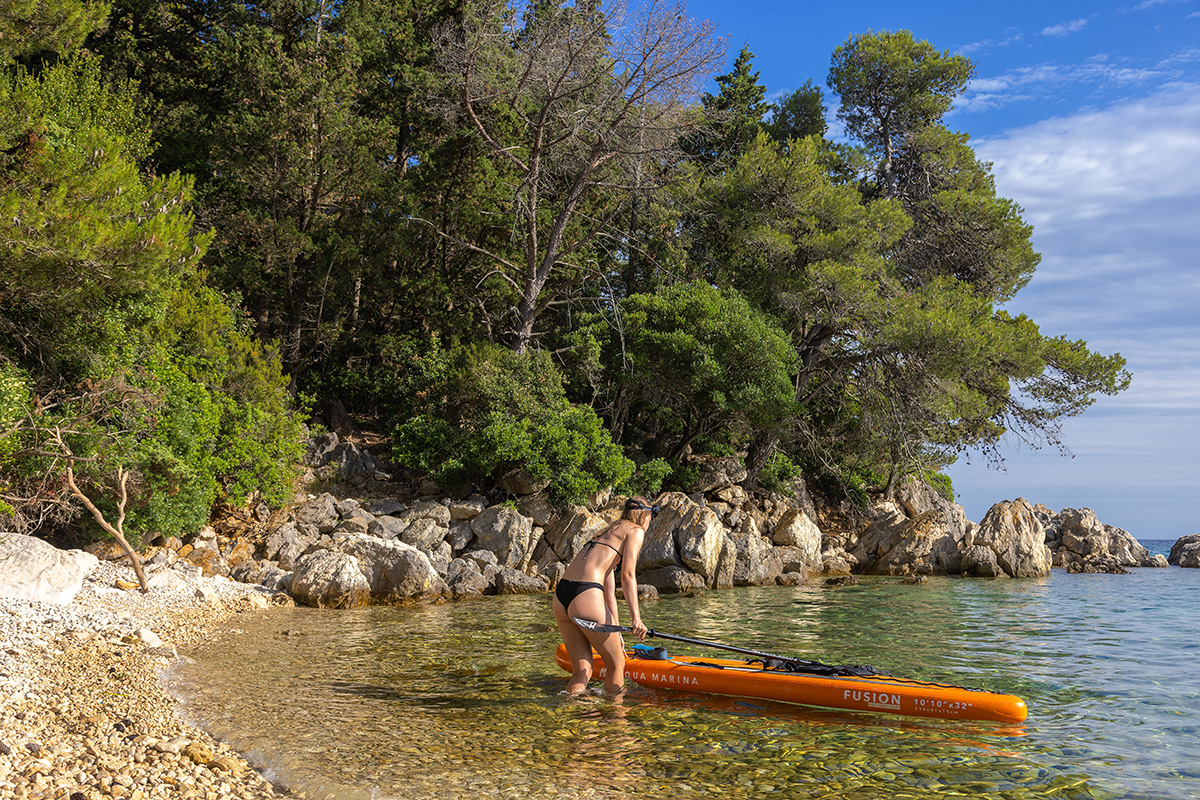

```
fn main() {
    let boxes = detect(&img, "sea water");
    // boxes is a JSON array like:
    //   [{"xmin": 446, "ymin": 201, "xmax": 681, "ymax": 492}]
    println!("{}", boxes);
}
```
[{"xmin": 167, "ymin": 554, "xmax": 1199, "ymax": 800}]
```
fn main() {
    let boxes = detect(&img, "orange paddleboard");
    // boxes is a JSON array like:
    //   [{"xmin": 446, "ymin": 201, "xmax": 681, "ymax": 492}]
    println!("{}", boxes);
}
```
[{"xmin": 556, "ymin": 644, "xmax": 1027, "ymax": 723}]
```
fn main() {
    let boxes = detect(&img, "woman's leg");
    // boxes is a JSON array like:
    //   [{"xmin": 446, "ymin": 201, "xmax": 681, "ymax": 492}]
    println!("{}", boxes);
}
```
[
  {"xmin": 553, "ymin": 592, "xmax": 595, "ymax": 694},
  {"xmin": 567, "ymin": 587, "xmax": 626, "ymax": 695}
]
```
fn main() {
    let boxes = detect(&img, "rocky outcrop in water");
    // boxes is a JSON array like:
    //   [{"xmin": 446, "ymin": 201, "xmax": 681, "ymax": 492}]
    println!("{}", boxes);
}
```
[
  {"xmin": 1036, "ymin": 505, "xmax": 1168, "ymax": 572},
  {"xmin": 1168, "ymin": 534, "xmax": 1200, "ymax": 568},
  {"xmin": 969, "ymin": 499, "xmax": 1052, "ymax": 578},
  {"xmin": 842, "ymin": 495, "xmax": 1052, "ymax": 579}
]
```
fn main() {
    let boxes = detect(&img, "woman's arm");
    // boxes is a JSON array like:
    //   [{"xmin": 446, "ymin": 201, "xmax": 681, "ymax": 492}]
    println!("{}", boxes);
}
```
[
  {"xmin": 603, "ymin": 569, "xmax": 619, "ymax": 624},
  {"xmin": 621, "ymin": 525, "xmax": 647, "ymax": 639}
]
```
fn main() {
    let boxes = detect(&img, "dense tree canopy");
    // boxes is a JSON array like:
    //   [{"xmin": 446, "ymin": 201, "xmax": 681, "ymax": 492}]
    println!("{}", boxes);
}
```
[{"xmin": 0, "ymin": 1, "xmax": 1130, "ymax": 535}]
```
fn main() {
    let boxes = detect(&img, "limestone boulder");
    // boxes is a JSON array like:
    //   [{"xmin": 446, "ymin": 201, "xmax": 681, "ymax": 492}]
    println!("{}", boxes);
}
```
[
  {"xmin": 335, "ymin": 534, "xmax": 446, "ymax": 601},
  {"xmin": 449, "ymin": 495, "xmax": 489, "ymax": 522},
  {"xmin": 318, "ymin": 441, "xmax": 379, "ymax": 487},
  {"xmin": 183, "ymin": 546, "xmax": 228, "ymax": 578},
  {"xmin": 368, "ymin": 500, "xmax": 450, "ymax": 549},
  {"xmin": 638, "ymin": 565, "xmax": 705, "ymax": 594},
  {"xmin": 493, "ymin": 567, "xmax": 548, "ymax": 595},
  {"xmin": 896, "ymin": 479, "xmax": 970, "ymax": 542},
  {"xmin": 710, "ymin": 535, "xmax": 737, "ymax": 590},
  {"xmin": 230, "ymin": 559, "xmax": 292, "ymax": 593},
  {"xmin": 635, "ymin": 492, "xmax": 727, "ymax": 587},
  {"xmin": 821, "ymin": 546, "xmax": 856, "ymax": 575},
  {"xmin": 692, "ymin": 456, "xmax": 747, "ymax": 492},
  {"xmin": 397, "ymin": 517, "xmax": 449, "ymax": 552},
  {"xmin": 295, "ymin": 493, "xmax": 340, "ymax": 536},
  {"xmin": 728, "ymin": 519, "xmax": 776, "ymax": 586},
  {"xmin": 850, "ymin": 509, "xmax": 963, "ymax": 576},
  {"xmin": 263, "ymin": 522, "xmax": 314, "ymax": 571},
  {"xmin": 362, "ymin": 498, "xmax": 408, "ymax": 517},
  {"xmin": 1050, "ymin": 507, "xmax": 1157, "ymax": 568},
  {"xmin": 290, "ymin": 550, "xmax": 371, "ymax": 608},
  {"xmin": 971, "ymin": 499, "xmax": 1051, "ymax": 578},
  {"xmin": 516, "ymin": 494, "xmax": 558, "ymax": 529},
  {"xmin": 447, "ymin": 522, "xmax": 475, "ymax": 553},
  {"xmin": 470, "ymin": 506, "xmax": 535, "ymax": 569},
  {"xmin": 1169, "ymin": 534, "xmax": 1200, "ymax": 568},
  {"xmin": 961, "ymin": 545, "xmax": 1003, "ymax": 578},
  {"xmin": 674, "ymin": 511, "xmax": 728, "ymax": 584},
  {"xmin": 221, "ymin": 538, "xmax": 255, "ymax": 571},
  {"xmin": 498, "ymin": 468, "xmax": 549, "ymax": 496},
  {"xmin": 445, "ymin": 558, "xmax": 489, "ymax": 598},
  {"xmin": 772, "ymin": 546, "xmax": 814, "ymax": 578},
  {"xmin": 0, "ymin": 534, "xmax": 99, "ymax": 605},
  {"xmin": 304, "ymin": 432, "xmax": 341, "ymax": 467},
  {"xmin": 535, "ymin": 507, "xmax": 607, "ymax": 565},
  {"xmin": 771, "ymin": 508, "xmax": 822, "ymax": 571},
  {"xmin": 84, "ymin": 539, "xmax": 127, "ymax": 561}
]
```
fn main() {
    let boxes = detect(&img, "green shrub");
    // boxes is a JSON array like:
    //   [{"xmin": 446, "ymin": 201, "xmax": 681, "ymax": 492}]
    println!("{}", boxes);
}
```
[
  {"xmin": 157, "ymin": 278, "xmax": 304, "ymax": 507},
  {"xmin": 922, "ymin": 471, "xmax": 955, "ymax": 503},
  {"xmin": 759, "ymin": 450, "xmax": 803, "ymax": 494},
  {"xmin": 665, "ymin": 463, "xmax": 700, "ymax": 493},
  {"xmin": 391, "ymin": 344, "xmax": 633, "ymax": 505},
  {"xmin": 619, "ymin": 458, "xmax": 672, "ymax": 498},
  {"xmin": 0, "ymin": 361, "xmax": 29, "ymax": 517}
]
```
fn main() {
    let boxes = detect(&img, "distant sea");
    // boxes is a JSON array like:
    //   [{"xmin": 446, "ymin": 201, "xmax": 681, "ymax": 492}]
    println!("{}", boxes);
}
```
[{"xmin": 1139, "ymin": 538, "xmax": 1176, "ymax": 557}]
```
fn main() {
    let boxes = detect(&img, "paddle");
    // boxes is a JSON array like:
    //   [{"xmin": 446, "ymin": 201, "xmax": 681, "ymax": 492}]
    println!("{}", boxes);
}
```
[{"xmin": 572, "ymin": 617, "xmax": 881, "ymax": 677}]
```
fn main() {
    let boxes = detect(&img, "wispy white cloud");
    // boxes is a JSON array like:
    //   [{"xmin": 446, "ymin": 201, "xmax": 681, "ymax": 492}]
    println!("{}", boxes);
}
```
[
  {"xmin": 958, "ymin": 57, "xmax": 1170, "ymax": 115},
  {"xmin": 958, "ymin": 29, "xmax": 1024, "ymax": 55},
  {"xmin": 1121, "ymin": 0, "xmax": 1192, "ymax": 12},
  {"xmin": 949, "ymin": 84, "xmax": 1200, "ymax": 534},
  {"xmin": 1042, "ymin": 18, "xmax": 1089, "ymax": 37}
]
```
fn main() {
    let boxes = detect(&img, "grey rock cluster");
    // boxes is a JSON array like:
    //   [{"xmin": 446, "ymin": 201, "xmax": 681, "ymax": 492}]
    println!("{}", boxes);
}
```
[
  {"xmin": 839, "ymin": 489, "xmax": 1052, "ymax": 579},
  {"xmin": 217, "ymin": 480, "xmax": 828, "ymax": 608},
  {"xmin": 1168, "ymin": 534, "xmax": 1200, "ymax": 568},
  {"xmin": 1036, "ymin": 505, "xmax": 1168, "ymax": 572}
]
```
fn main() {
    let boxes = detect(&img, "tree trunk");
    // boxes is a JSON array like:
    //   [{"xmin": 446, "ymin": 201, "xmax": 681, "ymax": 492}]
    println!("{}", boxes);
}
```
[
  {"xmin": 741, "ymin": 428, "xmax": 778, "ymax": 490},
  {"xmin": 65, "ymin": 463, "xmax": 147, "ymax": 593}
]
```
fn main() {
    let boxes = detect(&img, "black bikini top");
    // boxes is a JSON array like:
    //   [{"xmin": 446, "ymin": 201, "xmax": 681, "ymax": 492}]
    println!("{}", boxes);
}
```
[{"xmin": 583, "ymin": 538, "xmax": 622, "ymax": 571}]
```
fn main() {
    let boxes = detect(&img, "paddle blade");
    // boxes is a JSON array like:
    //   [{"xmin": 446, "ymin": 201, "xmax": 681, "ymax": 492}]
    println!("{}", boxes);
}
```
[{"xmin": 573, "ymin": 617, "xmax": 631, "ymax": 634}]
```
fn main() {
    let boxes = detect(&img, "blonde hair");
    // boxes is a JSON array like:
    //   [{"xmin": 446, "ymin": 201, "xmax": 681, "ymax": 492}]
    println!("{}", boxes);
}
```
[{"xmin": 623, "ymin": 496, "xmax": 654, "ymax": 522}]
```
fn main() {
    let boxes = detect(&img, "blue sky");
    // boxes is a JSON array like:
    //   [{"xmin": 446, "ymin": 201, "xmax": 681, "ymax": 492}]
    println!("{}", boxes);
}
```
[{"xmin": 682, "ymin": 0, "xmax": 1200, "ymax": 538}]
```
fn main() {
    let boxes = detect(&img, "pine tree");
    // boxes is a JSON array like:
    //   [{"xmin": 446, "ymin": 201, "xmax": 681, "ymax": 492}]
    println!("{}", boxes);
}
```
[{"xmin": 686, "ymin": 45, "xmax": 770, "ymax": 172}]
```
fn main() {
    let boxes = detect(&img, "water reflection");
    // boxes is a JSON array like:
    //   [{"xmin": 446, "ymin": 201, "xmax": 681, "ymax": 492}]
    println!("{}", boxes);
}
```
[{"xmin": 168, "ymin": 571, "xmax": 1200, "ymax": 800}]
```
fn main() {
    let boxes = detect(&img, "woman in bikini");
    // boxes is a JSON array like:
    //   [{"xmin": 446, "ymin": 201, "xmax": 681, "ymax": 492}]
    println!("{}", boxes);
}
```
[{"xmin": 553, "ymin": 497, "xmax": 656, "ymax": 695}]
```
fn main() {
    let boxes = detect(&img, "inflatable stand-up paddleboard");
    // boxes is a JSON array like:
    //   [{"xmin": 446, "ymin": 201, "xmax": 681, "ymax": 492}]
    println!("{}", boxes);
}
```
[{"xmin": 558, "ymin": 621, "xmax": 1027, "ymax": 723}]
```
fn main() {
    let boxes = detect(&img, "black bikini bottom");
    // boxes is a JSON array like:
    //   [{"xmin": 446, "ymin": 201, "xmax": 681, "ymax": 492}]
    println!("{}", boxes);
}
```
[{"xmin": 556, "ymin": 577, "xmax": 603, "ymax": 609}]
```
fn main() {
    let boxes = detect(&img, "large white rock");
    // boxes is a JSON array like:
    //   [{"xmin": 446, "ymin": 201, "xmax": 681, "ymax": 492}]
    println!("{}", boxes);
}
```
[
  {"xmin": 290, "ymin": 550, "xmax": 371, "ymax": 608},
  {"xmin": 469, "ymin": 505, "xmax": 533, "ymax": 569},
  {"xmin": 973, "ymin": 498, "xmax": 1052, "ymax": 578},
  {"xmin": 771, "ymin": 508, "xmax": 823, "ymax": 570},
  {"xmin": 0, "ymin": 533, "xmax": 99, "ymax": 605}
]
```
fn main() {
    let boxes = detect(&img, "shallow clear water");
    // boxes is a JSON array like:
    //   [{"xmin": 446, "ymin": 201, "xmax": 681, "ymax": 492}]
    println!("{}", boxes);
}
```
[{"xmin": 167, "ymin": 567, "xmax": 1200, "ymax": 800}]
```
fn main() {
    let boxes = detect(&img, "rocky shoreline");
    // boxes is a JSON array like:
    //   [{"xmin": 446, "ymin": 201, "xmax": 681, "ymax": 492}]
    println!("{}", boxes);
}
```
[
  {"xmin": 0, "ymin": 560, "xmax": 298, "ymax": 800},
  {"xmin": 0, "ymin": 518, "xmax": 1190, "ymax": 800},
  {"xmin": 3, "ymin": 433, "xmax": 1197, "ymax": 799}
]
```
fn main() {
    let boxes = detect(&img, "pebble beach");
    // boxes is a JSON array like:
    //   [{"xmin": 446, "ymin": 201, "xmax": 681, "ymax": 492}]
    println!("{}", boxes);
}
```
[{"xmin": 0, "ymin": 560, "xmax": 299, "ymax": 800}]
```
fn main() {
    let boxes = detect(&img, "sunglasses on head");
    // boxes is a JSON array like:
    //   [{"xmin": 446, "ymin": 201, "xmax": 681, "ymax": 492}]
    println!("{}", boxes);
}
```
[{"xmin": 627, "ymin": 500, "xmax": 660, "ymax": 518}]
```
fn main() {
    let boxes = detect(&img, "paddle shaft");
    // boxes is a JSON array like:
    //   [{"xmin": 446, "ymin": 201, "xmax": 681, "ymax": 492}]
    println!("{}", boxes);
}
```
[{"xmin": 574, "ymin": 617, "xmax": 820, "ymax": 668}]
